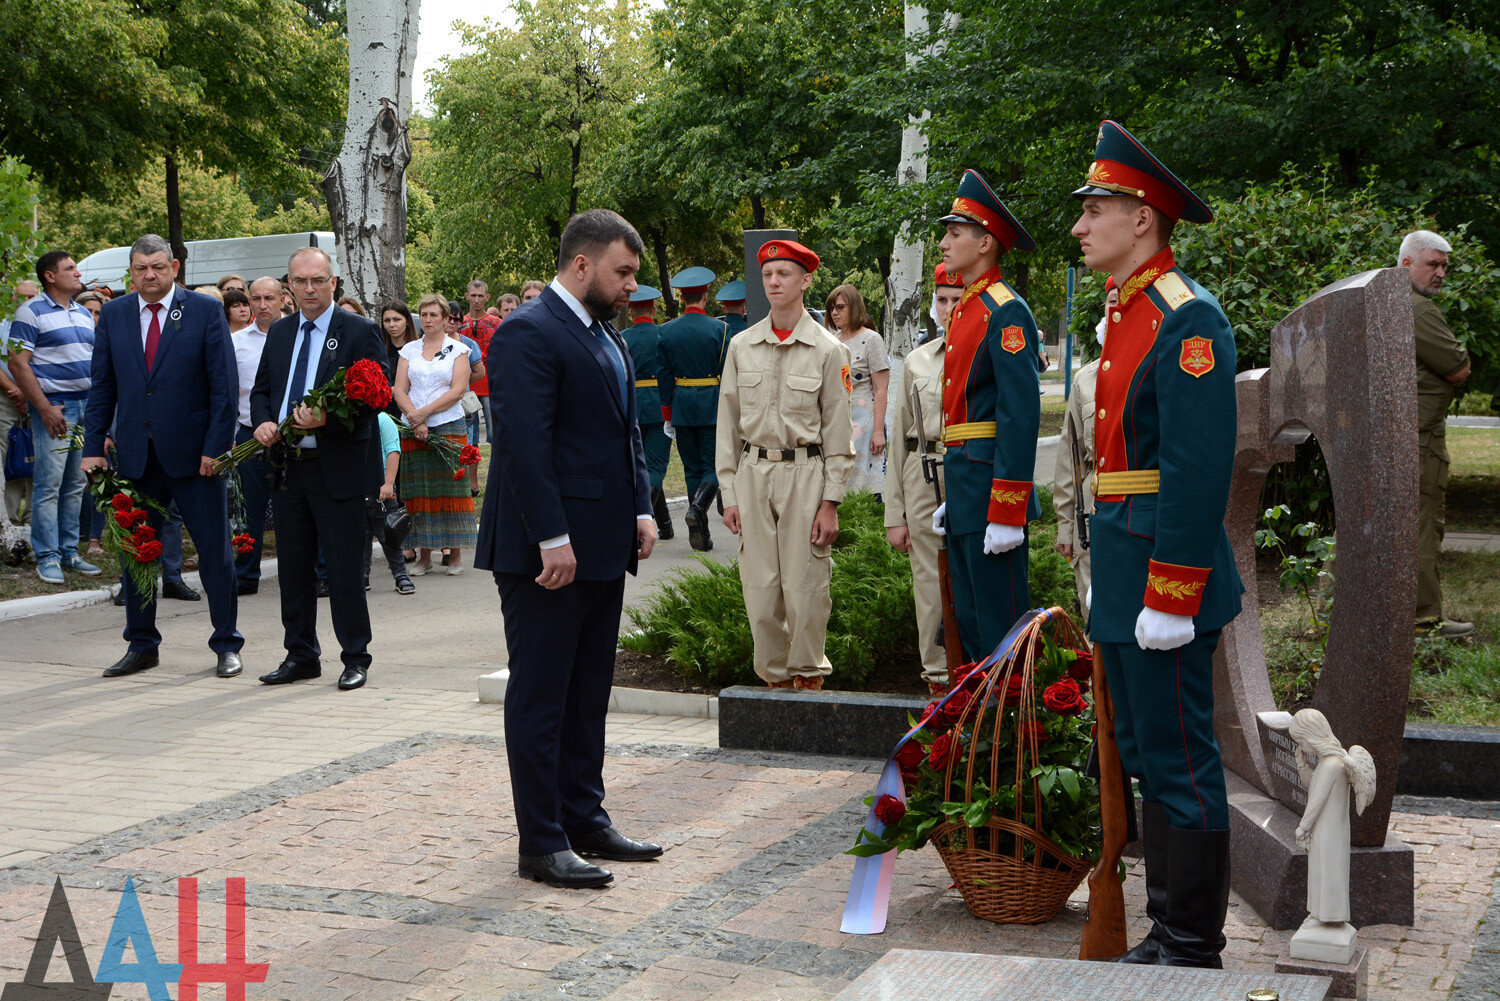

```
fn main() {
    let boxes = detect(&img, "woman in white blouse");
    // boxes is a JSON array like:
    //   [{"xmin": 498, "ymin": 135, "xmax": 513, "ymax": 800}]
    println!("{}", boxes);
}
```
[{"xmin": 393, "ymin": 293, "xmax": 478, "ymax": 575}]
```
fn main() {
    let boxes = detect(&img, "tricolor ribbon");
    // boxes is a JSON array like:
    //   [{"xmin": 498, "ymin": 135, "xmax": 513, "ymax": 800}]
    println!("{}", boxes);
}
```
[{"xmin": 839, "ymin": 608, "xmax": 1050, "ymax": 935}]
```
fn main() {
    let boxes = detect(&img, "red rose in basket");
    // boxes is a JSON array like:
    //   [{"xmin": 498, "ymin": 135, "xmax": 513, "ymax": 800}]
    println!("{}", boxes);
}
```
[
  {"xmin": 894, "ymin": 741, "xmax": 924, "ymax": 771},
  {"xmin": 1018, "ymin": 720, "xmax": 1049, "ymax": 747},
  {"xmin": 1001, "ymin": 673, "xmax": 1028, "ymax": 706},
  {"xmin": 928, "ymin": 732, "xmax": 958, "ymax": 770},
  {"xmin": 1067, "ymin": 648, "xmax": 1094, "ymax": 682},
  {"xmin": 1043, "ymin": 677, "xmax": 1087, "ymax": 717},
  {"xmin": 873, "ymin": 794, "xmax": 906, "ymax": 826}
]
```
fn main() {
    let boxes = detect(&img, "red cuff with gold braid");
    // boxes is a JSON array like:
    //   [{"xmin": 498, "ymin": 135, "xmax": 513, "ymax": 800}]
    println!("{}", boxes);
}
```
[
  {"xmin": 662, "ymin": 407, "xmax": 672, "ymax": 421},
  {"xmin": 1144, "ymin": 560, "xmax": 1211, "ymax": 617},
  {"xmin": 986, "ymin": 479, "xmax": 1031, "ymax": 526}
]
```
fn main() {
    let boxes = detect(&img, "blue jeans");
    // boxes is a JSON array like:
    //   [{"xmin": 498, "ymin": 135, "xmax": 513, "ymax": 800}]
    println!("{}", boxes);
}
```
[{"xmin": 29, "ymin": 397, "xmax": 87, "ymax": 566}]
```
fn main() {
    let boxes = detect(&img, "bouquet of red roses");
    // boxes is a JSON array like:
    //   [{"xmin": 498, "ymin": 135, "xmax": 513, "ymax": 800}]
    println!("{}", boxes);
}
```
[
  {"xmin": 86, "ymin": 467, "xmax": 168, "ymax": 605},
  {"xmin": 397, "ymin": 425, "xmax": 483, "ymax": 480},
  {"xmin": 214, "ymin": 358, "xmax": 392, "ymax": 472}
]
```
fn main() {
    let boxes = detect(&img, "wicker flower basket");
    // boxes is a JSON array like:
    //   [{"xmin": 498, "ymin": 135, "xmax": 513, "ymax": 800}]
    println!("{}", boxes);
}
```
[{"xmin": 930, "ymin": 607, "xmax": 1094, "ymax": 924}]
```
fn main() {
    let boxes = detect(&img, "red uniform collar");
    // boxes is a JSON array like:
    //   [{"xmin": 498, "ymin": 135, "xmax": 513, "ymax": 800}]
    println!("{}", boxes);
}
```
[
  {"xmin": 958, "ymin": 265, "xmax": 1003, "ymax": 307},
  {"xmin": 632, "ymin": 316, "xmax": 655, "ymax": 325},
  {"xmin": 684, "ymin": 305, "xmax": 707, "ymax": 315},
  {"xmin": 1116, "ymin": 246, "xmax": 1176, "ymax": 309}
]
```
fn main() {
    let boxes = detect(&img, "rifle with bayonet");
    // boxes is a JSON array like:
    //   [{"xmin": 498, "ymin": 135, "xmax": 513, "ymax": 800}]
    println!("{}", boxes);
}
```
[
  {"xmin": 912, "ymin": 386, "xmax": 965, "ymax": 674},
  {"xmin": 1066, "ymin": 407, "xmax": 1089, "ymax": 553}
]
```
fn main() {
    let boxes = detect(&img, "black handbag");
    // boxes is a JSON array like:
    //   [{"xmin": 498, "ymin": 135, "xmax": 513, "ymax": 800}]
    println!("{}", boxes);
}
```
[
  {"xmin": 367, "ymin": 496, "xmax": 413, "ymax": 548},
  {"xmin": 4, "ymin": 422, "xmax": 33, "ymax": 481}
]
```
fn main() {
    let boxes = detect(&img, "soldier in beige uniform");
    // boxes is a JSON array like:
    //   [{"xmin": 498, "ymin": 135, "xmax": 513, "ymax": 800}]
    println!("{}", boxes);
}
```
[
  {"xmin": 885, "ymin": 264, "xmax": 964, "ymax": 692},
  {"xmin": 718, "ymin": 239, "xmax": 854, "ymax": 690},
  {"xmin": 1051, "ymin": 279, "xmax": 1115, "ymax": 607}
]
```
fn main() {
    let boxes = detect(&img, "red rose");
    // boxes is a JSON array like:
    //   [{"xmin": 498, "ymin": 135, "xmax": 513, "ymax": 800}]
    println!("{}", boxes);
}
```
[
  {"xmin": 345, "ymin": 359, "xmax": 392, "ymax": 409},
  {"xmin": 921, "ymin": 700, "xmax": 942, "ymax": 727},
  {"xmin": 873, "ymin": 794, "xmax": 906, "ymax": 826},
  {"xmin": 114, "ymin": 511, "xmax": 134, "ymax": 528},
  {"xmin": 928, "ymin": 732, "xmax": 958, "ymax": 771},
  {"xmin": 131, "ymin": 524, "xmax": 157, "ymax": 547},
  {"xmin": 1018, "ymin": 720, "xmax": 1049, "ymax": 746},
  {"xmin": 111, "ymin": 493, "xmax": 134, "ymax": 512},
  {"xmin": 127, "ymin": 509, "xmax": 149, "ymax": 527},
  {"xmin": 135, "ymin": 540, "xmax": 163, "ymax": 562},
  {"xmin": 1067, "ymin": 648, "xmax": 1094, "ymax": 682},
  {"xmin": 1002, "ymin": 673, "xmax": 1028, "ymax": 706},
  {"xmin": 933, "ymin": 690, "xmax": 972, "ymax": 728},
  {"xmin": 893, "ymin": 741, "xmax": 924, "ymax": 770},
  {"xmin": 1043, "ymin": 677, "xmax": 1087, "ymax": 717}
]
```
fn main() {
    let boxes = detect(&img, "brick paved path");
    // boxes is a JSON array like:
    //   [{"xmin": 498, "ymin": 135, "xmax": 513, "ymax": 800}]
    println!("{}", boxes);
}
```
[{"xmin": 1, "ymin": 570, "xmax": 1497, "ymax": 998}]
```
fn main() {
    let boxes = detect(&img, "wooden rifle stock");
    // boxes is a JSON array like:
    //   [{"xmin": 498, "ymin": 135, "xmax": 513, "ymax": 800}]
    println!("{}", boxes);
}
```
[
  {"xmin": 1080, "ymin": 642, "xmax": 1128, "ymax": 959},
  {"xmin": 937, "ymin": 543, "xmax": 965, "ymax": 675}
]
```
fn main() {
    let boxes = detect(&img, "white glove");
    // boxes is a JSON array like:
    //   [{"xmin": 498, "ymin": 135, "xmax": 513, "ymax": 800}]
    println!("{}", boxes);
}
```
[
  {"xmin": 1135, "ymin": 608, "xmax": 1195, "ymax": 651},
  {"xmin": 982, "ymin": 522, "xmax": 1024, "ymax": 554},
  {"xmin": 932, "ymin": 502, "xmax": 946, "ymax": 536},
  {"xmin": 663, "ymin": 421, "xmax": 676, "ymax": 440},
  {"xmin": 1084, "ymin": 585, "xmax": 1092, "ymax": 612}
]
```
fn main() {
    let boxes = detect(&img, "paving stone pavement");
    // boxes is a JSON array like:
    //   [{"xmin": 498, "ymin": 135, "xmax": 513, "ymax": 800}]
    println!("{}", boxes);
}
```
[{"xmin": 1, "ymin": 564, "xmax": 1497, "ymax": 998}]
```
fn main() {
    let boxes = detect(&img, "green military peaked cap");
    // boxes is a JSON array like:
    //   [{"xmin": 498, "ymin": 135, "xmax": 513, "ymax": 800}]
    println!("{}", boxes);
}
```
[
  {"xmin": 1072, "ymin": 120, "xmax": 1213, "ymax": 224},
  {"xmin": 938, "ymin": 169, "xmax": 1036, "ymax": 252}
]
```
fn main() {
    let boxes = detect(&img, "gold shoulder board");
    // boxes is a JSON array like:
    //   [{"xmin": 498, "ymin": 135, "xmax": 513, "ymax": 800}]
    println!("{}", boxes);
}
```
[
  {"xmin": 1153, "ymin": 272, "xmax": 1196, "ymax": 311},
  {"xmin": 986, "ymin": 284, "xmax": 1016, "ymax": 307}
]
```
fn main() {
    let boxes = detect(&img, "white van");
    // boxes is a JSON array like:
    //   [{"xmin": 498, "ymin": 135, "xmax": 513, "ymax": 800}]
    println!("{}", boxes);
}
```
[{"xmin": 77, "ymin": 232, "xmax": 341, "ymax": 292}]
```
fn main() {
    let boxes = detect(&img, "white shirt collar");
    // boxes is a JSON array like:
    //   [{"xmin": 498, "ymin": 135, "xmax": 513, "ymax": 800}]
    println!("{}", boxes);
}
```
[
  {"xmin": 298, "ymin": 302, "xmax": 336, "ymax": 336},
  {"xmin": 547, "ymin": 279, "xmax": 598, "ymax": 330},
  {"xmin": 139, "ymin": 287, "xmax": 177, "ymax": 316}
]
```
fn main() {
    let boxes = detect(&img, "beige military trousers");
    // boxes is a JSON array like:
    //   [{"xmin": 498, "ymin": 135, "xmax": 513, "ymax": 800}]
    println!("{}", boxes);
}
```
[
  {"xmin": 1417, "ymin": 433, "xmax": 1449, "ymax": 622},
  {"xmin": 894, "ymin": 453, "xmax": 946, "ymax": 684},
  {"xmin": 736, "ymin": 450, "xmax": 833, "ymax": 682}
]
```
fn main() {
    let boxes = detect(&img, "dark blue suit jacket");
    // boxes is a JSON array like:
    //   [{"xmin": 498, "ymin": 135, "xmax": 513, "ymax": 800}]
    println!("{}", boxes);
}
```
[
  {"xmin": 85, "ymin": 287, "xmax": 237, "ymax": 479},
  {"xmin": 475, "ymin": 286, "xmax": 652, "ymax": 581}
]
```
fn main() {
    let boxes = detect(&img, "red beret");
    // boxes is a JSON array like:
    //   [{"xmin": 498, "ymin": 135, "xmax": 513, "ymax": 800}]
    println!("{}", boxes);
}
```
[
  {"xmin": 934, "ymin": 264, "xmax": 964, "ymax": 288},
  {"xmin": 1104, "ymin": 276, "xmax": 1117, "ymax": 291},
  {"xmin": 758, "ymin": 240, "xmax": 819, "ymax": 273}
]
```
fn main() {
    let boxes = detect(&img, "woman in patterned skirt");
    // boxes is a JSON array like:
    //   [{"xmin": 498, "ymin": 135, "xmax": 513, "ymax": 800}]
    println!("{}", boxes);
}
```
[
  {"xmin": 393, "ymin": 293, "xmax": 478, "ymax": 575},
  {"xmin": 824, "ymin": 284, "xmax": 890, "ymax": 496}
]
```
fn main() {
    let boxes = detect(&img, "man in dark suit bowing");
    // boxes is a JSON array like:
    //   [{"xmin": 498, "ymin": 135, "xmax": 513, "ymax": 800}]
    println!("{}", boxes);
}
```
[
  {"xmin": 82, "ymin": 234, "xmax": 244, "ymax": 679},
  {"xmin": 249, "ymin": 246, "xmax": 385, "ymax": 691},
  {"xmin": 475, "ymin": 208, "xmax": 662, "ymax": 889}
]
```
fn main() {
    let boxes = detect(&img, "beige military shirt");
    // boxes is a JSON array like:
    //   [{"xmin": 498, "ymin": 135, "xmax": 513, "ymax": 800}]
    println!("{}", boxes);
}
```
[
  {"xmin": 885, "ymin": 335, "xmax": 945, "ymax": 529},
  {"xmin": 1413, "ymin": 293, "xmax": 1468, "ymax": 436},
  {"xmin": 1053, "ymin": 358, "xmax": 1099, "ymax": 549},
  {"xmin": 716, "ymin": 308, "xmax": 855, "ymax": 507}
]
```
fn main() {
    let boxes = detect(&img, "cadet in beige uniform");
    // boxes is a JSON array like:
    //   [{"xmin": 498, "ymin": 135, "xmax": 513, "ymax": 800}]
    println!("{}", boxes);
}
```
[
  {"xmin": 718, "ymin": 239, "xmax": 854, "ymax": 690},
  {"xmin": 1051, "ymin": 279, "xmax": 1114, "ymax": 607},
  {"xmin": 885, "ymin": 264, "xmax": 964, "ymax": 692}
]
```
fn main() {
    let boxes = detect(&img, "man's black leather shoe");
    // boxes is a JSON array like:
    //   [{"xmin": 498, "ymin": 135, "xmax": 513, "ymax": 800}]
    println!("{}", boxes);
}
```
[
  {"xmin": 163, "ymin": 580, "xmax": 201, "ymax": 601},
  {"xmin": 518, "ymin": 850, "xmax": 613, "ymax": 888},
  {"xmin": 113, "ymin": 589, "xmax": 127, "ymax": 606},
  {"xmin": 216, "ymin": 652, "xmax": 243, "ymax": 678},
  {"xmin": 237, "ymin": 582, "xmax": 258, "ymax": 596},
  {"xmin": 103, "ymin": 650, "xmax": 158, "ymax": 678},
  {"xmin": 258, "ymin": 661, "xmax": 321, "ymax": 684},
  {"xmin": 316, "ymin": 579, "xmax": 330, "ymax": 598},
  {"xmin": 570, "ymin": 826, "xmax": 664, "ymax": 862},
  {"xmin": 337, "ymin": 666, "xmax": 367, "ymax": 690}
]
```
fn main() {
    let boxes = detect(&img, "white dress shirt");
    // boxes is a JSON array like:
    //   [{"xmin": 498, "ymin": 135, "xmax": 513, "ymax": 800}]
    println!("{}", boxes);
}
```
[
  {"xmin": 138, "ymin": 287, "xmax": 181, "ymax": 349},
  {"xmin": 538, "ymin": 281, "xmax": 651, "ymax": 552},
  {"xmin": 231, "ymin": 322, "xmax": 270, "ymax": 427}
]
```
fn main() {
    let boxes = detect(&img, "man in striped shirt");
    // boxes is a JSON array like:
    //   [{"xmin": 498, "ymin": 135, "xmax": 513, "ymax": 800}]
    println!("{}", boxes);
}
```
[{"xmin": 8, "ymin": 251, "xmax": 99, "ymax": 583}]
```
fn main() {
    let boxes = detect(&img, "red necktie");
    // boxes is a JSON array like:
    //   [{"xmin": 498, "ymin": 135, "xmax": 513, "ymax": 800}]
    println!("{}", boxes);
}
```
[{"xmin": 144, "ymin": 303, "xmax": 163, "ymax": 373}]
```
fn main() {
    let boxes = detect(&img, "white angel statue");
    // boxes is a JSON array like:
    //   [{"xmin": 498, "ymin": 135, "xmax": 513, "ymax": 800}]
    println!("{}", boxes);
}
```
[{"xmin": 1287, "ymin": 708, "xmax": 1377, "ymax": 963}]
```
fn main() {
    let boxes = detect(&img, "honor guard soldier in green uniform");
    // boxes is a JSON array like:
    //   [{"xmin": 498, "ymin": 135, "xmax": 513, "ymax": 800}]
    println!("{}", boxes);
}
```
[
  {"xmin": 625, "ymin": 285, "xmax": 674, "ymax": 539},
  {"xmin": 932, "ymin": 169, "xmax": 1042, "ymax": 661},
  {"xmin": 717, "ymin": 280, "xmax": 748, "ymax": 338},
  {"xmin": 658, "ymin": 266, "xmax": 730, "ymax": 550},
  {"xmin": 1071, "ymin": 120, "xmax": 1244, "ymax": 969}
]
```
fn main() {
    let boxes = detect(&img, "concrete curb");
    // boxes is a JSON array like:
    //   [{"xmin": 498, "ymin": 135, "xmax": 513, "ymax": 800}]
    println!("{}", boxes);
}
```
[
  {"xmin": 476, "ymin": 667, "xmax": 719, "ymax": 719},
  {"xmin": 0, "ymin": 558, "xmax": 280, "ymax": 623}
]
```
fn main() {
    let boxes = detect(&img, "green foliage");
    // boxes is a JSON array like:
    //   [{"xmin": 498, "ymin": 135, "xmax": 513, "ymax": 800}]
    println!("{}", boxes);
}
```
[
  {"xmin": 419, "ymin": 0, "xmax": 653, "ymax": 295},
  {"xmin": 1255, "ymin": 504, "xmax": 1335, "ymax": 648},
  {"xmin": 0, "ymin": 157, "xmax": 40, "ymax": 294}
]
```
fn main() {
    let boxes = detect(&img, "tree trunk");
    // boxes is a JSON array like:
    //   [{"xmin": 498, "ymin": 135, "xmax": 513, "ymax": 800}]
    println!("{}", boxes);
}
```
[
  {"xmin": 322, "ymin": 0, "xmax": 421, "ymax": 309},
  {"xmin": 884, "ymin": 7, "xmax": 958, "ymax": 358},
  {"xmin": 648, "ymin": 225, "xmax": 677, "ymax": 319},
  {"xmin": 750, "ymin": 193, "xmax": 766, "ymax": 231},
  {"xmin": 164, "ymin": 150, "xmax": 188, "ymax": 270}
]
